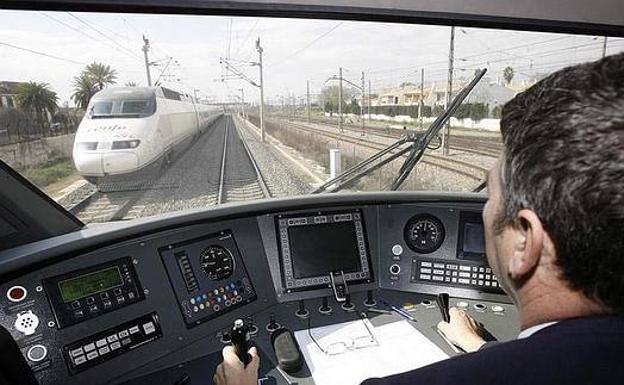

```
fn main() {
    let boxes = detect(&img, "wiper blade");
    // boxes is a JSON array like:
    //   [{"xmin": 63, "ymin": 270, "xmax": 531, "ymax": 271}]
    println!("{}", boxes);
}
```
[{"xmin": 312, "ymin": 68, "xmax": 486, "ymax": 193}]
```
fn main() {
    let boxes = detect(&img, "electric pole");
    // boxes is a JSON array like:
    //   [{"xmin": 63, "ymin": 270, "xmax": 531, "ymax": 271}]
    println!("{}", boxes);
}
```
[
  {"xmin": 419, "ymin": 68, "xmax": 424, "ymax": 128},
  {"xmin": 338, "ymin": 67, "xmax": 343, "ymax": 132},
  {"xmin": 307, "ymin": 80, "xmax": 311, "ymax": 124},
  {"xmin": 368, "ymin": 79, "xmax": 371, "ymax": 121},
  {"xmin": 602, "ymin": 36, "xmax": 608, "ymax": 58},
  {"xmin": 239, "ymin": 88, "xmax": 245, "ymax": 120},
  {"xmin": 360, "ymin": 71, "xmax": 365, "ymax": 136},
  {"xmin": 142, "ymin": 35, "xmax": 152, "ymax": 87},
  {"xmin": 442, "ymin": 26, "xmax": 455, "ymax": 156},
  {"xmin": 256, "ymin": 38, "xmax": 265, "ymax": 142}
]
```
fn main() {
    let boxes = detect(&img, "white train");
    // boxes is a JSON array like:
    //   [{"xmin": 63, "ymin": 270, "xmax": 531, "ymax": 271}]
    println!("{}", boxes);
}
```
[{"xmin": 73, "ymin": 86, "xmax": 222, "ymax": 187}]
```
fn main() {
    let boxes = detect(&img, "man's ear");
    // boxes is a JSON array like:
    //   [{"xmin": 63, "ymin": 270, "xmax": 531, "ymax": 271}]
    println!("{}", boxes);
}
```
[{"xmin": 507, "ymin": 209, "xmax": 544, "ymax": 280}]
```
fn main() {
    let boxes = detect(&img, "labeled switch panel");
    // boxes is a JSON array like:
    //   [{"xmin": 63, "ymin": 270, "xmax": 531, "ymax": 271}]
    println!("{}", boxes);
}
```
[
  {"xmin": 411, "ymin": 259, "xmax": 504, "ymax": 294},
  {"xmin": 64, "ymin": 313, "xmax": 162, "ymax": 375},
  {"xmin": 160, "ymin": 230, "xmax": 257, "ymax": 328}
]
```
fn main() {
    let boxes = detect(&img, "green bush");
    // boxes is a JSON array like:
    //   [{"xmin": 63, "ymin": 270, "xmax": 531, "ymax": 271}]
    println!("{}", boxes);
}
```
[{"xmin": 23, "ymin": 159, "xmax": 74, "ymax": 188}]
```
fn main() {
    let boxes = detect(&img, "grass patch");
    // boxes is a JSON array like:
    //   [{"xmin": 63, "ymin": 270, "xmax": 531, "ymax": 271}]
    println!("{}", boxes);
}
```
[{"xmin": 23, "ymin": 158, "xmax": 75, "ymax": 188}]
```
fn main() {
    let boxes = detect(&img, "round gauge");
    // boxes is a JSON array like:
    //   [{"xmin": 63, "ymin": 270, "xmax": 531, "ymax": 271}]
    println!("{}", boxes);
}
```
[
  {"xmin": 403, "ymin": 214, "xmax": 446, "ymax": 254},
  {"xmin": 200, "ymin": 245, "xmax": 235, "ymax": 281}
]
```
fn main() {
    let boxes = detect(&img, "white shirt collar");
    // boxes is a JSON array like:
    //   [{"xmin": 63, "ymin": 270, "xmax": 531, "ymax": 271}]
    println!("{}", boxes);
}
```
[{"xmin": 517, "ymin": 321, "xmax": 559, "ymax": 339}]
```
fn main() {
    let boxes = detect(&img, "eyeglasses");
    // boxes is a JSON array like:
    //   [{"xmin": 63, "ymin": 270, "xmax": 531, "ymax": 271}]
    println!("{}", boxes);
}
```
[{"xmin": 307, "ymin": 312, "xmax": 379, "ymax": 355}]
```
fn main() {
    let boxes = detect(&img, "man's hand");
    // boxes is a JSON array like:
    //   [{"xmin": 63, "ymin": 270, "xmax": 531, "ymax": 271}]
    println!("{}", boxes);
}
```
[
  {"xmin": 213, "ymin": 345, "xmax": 260, "ymax": 385},
  {"xmin": 437, "ymin": 307, "xmax": 486, "ymax": 352}
]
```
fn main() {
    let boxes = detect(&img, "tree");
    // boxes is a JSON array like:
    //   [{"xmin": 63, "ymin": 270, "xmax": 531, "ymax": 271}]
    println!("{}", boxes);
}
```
[
  {"xmin": 72, "ymin": 62, "xmax": 118, "ymax": 109},
  {"xmin": 125, "ymin": 81, "xmax": 137, "ymax": 87},
  {"xmin": 85, "ymin": 62, "xmax": 117, "ymax": 91},
  {"xmin": 14, "ymin": 82, "xmax": 58, "ymax": 132},
  {"xmin": 503, "ymin": 66, "xmax": 514, "ymax": 84},
  {"xmin": 320, "ymin": 85, "xmax": 355, "ymax": 112}
]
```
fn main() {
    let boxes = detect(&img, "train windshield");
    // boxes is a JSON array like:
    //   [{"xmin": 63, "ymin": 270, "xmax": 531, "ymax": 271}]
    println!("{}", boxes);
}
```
[{"xmin": 0, "ymin": 10, "xmax": 622, "ymax": 223}]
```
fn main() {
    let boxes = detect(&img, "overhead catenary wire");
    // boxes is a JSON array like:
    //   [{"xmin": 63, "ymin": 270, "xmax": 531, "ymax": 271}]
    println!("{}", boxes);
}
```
[{"xmin": 0, "ymin": 41, "xmax": 86, "ymax": 65}]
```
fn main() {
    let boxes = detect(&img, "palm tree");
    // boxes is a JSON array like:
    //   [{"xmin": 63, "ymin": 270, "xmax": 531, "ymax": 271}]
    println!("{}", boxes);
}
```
[
  {"xmin": 125, "ymin": 81, "xmax": 137, "ymax": 87},
  {"xmin": 71, "ymin": 62, "xmax": 118, "ymax": 110},
  {"xmin": 14, "ymin": 82, "xmax": 58, "ymax": 133},
  {"xmin": 72, "ymin": 73, "xmax": 96, "ymax": 110},
  {"xmin": 85, "ymin": 62, "xmax": 117, "ymax": 91},
  {"xmin": 503, "ymin": 66, "xmax": 515, "ymax": 85}
]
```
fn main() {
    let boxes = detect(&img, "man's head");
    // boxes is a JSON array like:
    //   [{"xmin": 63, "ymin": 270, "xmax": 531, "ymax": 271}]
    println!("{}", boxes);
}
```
[{"xmin": 482, "ymin": 53, "xmax": 624, "ymax": 317}]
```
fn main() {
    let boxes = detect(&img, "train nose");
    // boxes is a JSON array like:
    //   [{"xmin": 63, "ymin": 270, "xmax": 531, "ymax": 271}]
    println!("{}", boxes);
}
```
[{"xmin": 74, "ymin": 149, "xmax": 139, "ymax": 176}]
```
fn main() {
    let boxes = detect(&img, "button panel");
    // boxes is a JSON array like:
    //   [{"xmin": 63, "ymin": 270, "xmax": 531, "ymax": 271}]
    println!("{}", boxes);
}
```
[
  {"xmin": 64, "ymin": 313, "xmax": 161, "ymax": 375},
  {"xmin": 411, "ymin": 259, "xmax": 504, "ymax": 293},
  {"xmin": 43, "ymin": 257, "xmax": 145, "ymax": 329}
]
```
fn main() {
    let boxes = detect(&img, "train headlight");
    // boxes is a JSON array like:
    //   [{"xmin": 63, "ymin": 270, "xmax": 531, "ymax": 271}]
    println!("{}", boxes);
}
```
[
  {"xmin": 77, "ymin": 142, "xmax": 98, "ymax": 151},
  {"xmin": 112, "ymin": 140, "xmax": 141, "ymax": 150}
]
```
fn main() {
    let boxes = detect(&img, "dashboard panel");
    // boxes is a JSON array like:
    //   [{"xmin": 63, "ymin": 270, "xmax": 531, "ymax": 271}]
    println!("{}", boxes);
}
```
[{"xmin": 0, "ymin": 193, "xmax": 519, "ymax": 385}]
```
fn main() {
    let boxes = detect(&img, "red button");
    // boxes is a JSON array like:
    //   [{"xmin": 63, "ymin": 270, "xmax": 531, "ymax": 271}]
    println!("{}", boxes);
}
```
[{"xmin": 7, "ymin": 286, "xmax": 26, "ymax": 302}]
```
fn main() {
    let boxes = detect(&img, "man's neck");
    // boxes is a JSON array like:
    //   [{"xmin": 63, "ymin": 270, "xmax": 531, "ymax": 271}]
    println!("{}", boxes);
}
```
[{"xmin": 517, "ymin": 288, "xmax": 607, "ymax": 330}]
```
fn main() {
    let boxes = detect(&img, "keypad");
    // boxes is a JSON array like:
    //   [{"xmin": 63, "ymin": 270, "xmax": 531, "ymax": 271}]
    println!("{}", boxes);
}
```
[
  {"xmin": 64, "ymin": 313, "xmax": 161, "ymax": 375},
  {"xmin": 412, "ymin": 259, "xmax": 503, "ymax": 292},
  {"xmin": 186, "ymin": 281, "xmax": 247, "ymax": 316}
]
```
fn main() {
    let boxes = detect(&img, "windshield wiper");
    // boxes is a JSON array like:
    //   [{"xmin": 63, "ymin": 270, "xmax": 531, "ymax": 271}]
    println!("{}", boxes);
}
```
[{"xmin": 312, "ymin": 68, "xmax": 487, "ymax": 194}]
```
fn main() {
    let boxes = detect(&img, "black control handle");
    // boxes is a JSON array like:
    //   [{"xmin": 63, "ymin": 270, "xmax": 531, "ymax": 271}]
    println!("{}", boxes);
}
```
[
  {"xmin": 437, "ymin": 293, "xmax": 450, "ymax": 323},
  {"xmin": 231, "ymin": 319, "xmax": 252, "ymax": 367}
]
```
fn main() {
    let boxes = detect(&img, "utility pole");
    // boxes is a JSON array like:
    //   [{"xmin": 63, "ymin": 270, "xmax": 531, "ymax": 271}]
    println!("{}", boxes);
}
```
[
  {"xmin": 338, "ymin": 67, "xmax": 343, "ymax": 132},
  {"xmin": 306, "ymin": 80, "xmax": 311, "ymax": 124},
  {"xmin": 602, "ymin": 36, "xmax": 608, "ymax": 58},
  {"xmin": 418, "ymin": 68, "xmax": 424, "ymax": 128},
  {"xmin": 256, "ymin": 38, "xmax": 265, "ymax": 142},
  {"xmin": 142, "ymin": 35, "xmax": 152, "ymax": 87},
  {"xmin": 368, "ymin": 79, "xmax": 371, "ymax": 121},
  {"xmin": 442, "ymin": 26, "xmax": 455, "ymax": 156},
  {"xmin": 239, "ymin": 88, "xmax": 245, "ymax": 120},
  {"xmin": 360, "ymin": 71, "xmax": 365, "ymax": 136}
]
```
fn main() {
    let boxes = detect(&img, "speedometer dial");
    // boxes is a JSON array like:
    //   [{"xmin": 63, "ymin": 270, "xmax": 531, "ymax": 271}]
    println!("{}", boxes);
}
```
[
  {"xmin": 404, "ymin": 214, "xmax": 445, "ymax": 254},
  {"xmin": 200, "ymin": 245, "xmax": 235, "ymax": 280}
]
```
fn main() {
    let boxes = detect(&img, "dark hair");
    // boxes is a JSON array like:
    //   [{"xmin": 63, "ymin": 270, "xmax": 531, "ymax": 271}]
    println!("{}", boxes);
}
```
[{"xmin": 498, "ymin": 52, "xmax": 624, "ymax": 312}]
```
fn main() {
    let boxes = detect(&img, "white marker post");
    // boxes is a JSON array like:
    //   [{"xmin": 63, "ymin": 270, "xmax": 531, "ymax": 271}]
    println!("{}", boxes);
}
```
[{"xmin": 329, "ymin": 149, "xmax": 342, "ymax": 186}]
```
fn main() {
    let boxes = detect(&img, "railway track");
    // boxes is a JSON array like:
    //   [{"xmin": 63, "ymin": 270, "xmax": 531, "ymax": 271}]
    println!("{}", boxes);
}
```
[
  {"xmin": 70, "ymin": 115, "xmax": 271, "ymax": 223},
  {"xmin": 271, "ymin": 119, "xmax": 488, "ymax": 181},
  {"xmin": 280, "ymin": 116, "xmax": 502, "ymax": 158}
]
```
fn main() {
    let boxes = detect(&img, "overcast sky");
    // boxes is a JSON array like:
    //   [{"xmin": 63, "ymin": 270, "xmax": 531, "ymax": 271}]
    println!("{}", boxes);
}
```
[{"xmin": 1, "ymin": 10, "xmax": 623, "ymax": 106}]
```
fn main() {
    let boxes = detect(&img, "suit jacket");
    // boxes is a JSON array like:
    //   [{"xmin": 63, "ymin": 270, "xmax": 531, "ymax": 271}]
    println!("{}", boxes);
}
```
[{"xmin": 362, "ymin": 315, "xmax": 624, "ymax": 385}]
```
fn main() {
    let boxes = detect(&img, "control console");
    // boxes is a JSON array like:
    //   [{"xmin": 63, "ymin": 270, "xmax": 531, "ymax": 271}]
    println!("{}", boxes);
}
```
[
  {"xmin": 160, "ymin": 230, "xmax": 257, "ymax": 328},
  {"xmin": 43, "ymin": 257, "xmax": 145, "ymax": 328}
]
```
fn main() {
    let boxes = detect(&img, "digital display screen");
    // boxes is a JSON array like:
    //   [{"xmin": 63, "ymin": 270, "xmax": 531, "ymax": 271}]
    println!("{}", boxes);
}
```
[
  {"xmin": 288, "ymin": 221, "xmax": 361, "ymax": 279},
  {"xmin": 458, "ymin": 212, "xmax": 487, "ymax": 261},
  {"xmin": 58, "ymin": 267, "xmax": 123, "ymax": 303}
]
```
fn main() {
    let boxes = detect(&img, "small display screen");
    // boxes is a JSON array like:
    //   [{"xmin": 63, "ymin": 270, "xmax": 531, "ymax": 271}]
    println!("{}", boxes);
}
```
[
  {"xmin": 288, "ymin": 221, "xmax": 361, "ymax": 279},
  {"xmin": 458, "ymin": 212, "xmax": 487, "ymax": 261},
  {"xmin": 59, "ymin": 267, "xmax": 123, "ymax": 303}
]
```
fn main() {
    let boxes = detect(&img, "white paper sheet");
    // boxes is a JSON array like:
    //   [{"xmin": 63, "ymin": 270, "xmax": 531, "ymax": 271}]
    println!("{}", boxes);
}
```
[{"xmin": 294, "ymin": 320, "xmax": 450, "ymax": 385}]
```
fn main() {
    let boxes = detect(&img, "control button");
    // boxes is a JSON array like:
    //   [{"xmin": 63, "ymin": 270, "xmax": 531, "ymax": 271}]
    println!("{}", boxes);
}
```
[
  {"xmin": 459, "ymin": 265, "xmax": 471, "ymax": 271},
  {"xmin": 118, "ymin": 330, "xmax": 129, "ymax": 338},
  {"xmin": 199, "ymin": 303, "xmax": 205, "ymax": 310},
  {"xmin": 6, "ymin": 286, "xmax": 27, "ymax": 303},
  {"xmin": 421, "ymin": 268, "xmax": 432, "ymax": 274},
  {"xmin": 98, "ymin": 346, "xmax": 110, "ymax": 355},
  {"xmin": 121, "ymin": 338, "xmax": 132, "ymax": 346},
  {"xmin": 86, "ymin": 351, "xmax": 99, "ymax": 360},
  {"xmin": 86, "ymin": 297, "xmax": 95, "ymax": 305},
  {"xmin": 100, "ymin": 292, "xmax": 109, "ymax": 300},
  {"xmin": 456, "ymin": 301, "xmax": 469, "ymax": 309},
  {"xmin": 451, "ymin": 278, "xmax": 457, "ymax": 283},
  {"xmin": 391, "ymin": 244, "xmax": 403, "ymax": 256},
  {"xmin": 421, "ymin": 262, "xmax": 432, "ymax": 267},
  {"xmin": 193, "ymin": 306, "xmax": 199, "ymax": 312},
  {"xmin": 433, "ymin": 263, "xmax": 445, "ymax": 269},
  {"xmin": 74, "ymin": 310, "xmax": 84, "ymax": 318},
  {"xmin": 458, "ymin": 278, "xmax": 470, "ymax": 284},
  {"xmin": 70, "ymin": 347, "xmax": 84, "ymax": 358},
  {"xmin": 96, "ymin": 339, "xmax": 107, "ymax": 348},
  {"xmin": 116, "ymin": 296, "xmax": 125, "ymax": 304},
  {"xmin": 432, "ymin": 269, "xmax": 444, "ymax": 275},
  {"xmin": 446, "ymin": 264, "xmax": 458, "ymax": 270},
  {"xmin": 225, "ymin": 300, "xmax": 231, "ymax": 307},
  {"xmin": 213, "ymin": 304, "xmax": 221, "ymax": 312},
  {"xmin": 71, "ymin": 301, "xmax": 81, "ymax": 309},
  {"xmin": 73, "ymin": 355, "xmax": 87, "ymax": 366},
  {"xmin": 432, "ymin": 276, "xmax": 444, "ymax": 282},
  {"xmin": 103, "ymin": 300, "xmax": 112, "ymax": 309},
  {"xmin": 113, "ymin": 288, "xmax": 122, "ymax": 296},
  {"xmin": 143, "ymin": 321, "xmax": 156, "ymax": 335},
  {"xmin": 491, "ymin": 305, "xmax": 505, "ymax": 313},
  {"xmin": 14, "ymin": 310, "xmax": 39, "ymax": 336},
  {"xmin": 27, "ymin": 345, "xmax": 47, "ymax": 362},
  {"xmin": 89, "ymin": 304, "xmax": 99, "ymax": 313},
  {"xmin": 389, "ymin": 264, "xmax": 401, "ymax": 275},
  {"xmin": 473, "ymin": 303, "xmax": 487, "ymax": 312},
  {"xmin": 419, "ymin": 274, "xmax": 431, "ymax": 280},
  {"xmin": 128, "ymin": 292, "xmax": 135, "ymax": 300},
  {"xmin": 110, "ymin": 341, "xmax": 121, "ymax": 351},
  {"xmin": 83, "ymin": 343, "xmax": 96, "ymax": 353},
  {"xmin": 129, "ymin": 326, "xmax": 140, "ymax": 335},
  {"xmin": 459, "ymin": 272, "xmax": 471, "ymax": 278},
  {"xmin": 107, "ymin": 334, "xmax": 119, "ymax": 343}
]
